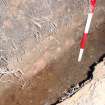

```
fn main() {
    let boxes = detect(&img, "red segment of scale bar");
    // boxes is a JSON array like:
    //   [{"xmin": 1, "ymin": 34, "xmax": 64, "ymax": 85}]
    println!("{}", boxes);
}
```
[
  {"xmin": 80, "ymin": 33, "xmax": 88, "ymax": 49},
  {"xmin": 90, "ymin": 0, "xmax": 96, "ymax": 13}
]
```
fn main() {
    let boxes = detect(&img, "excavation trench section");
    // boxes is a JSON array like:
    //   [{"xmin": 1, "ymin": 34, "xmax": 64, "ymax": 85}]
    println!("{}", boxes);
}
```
[{"xmin": 0, "ymin": 0, "xmax": 105, "ymax": 105}]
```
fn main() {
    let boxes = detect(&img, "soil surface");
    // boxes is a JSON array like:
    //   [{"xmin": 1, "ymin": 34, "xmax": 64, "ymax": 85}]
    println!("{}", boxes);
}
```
[
  {"xmin": 0, "ymin": 23, "xmax": 105, "ymax": 105},
  {"xmin": 0, "ymin": 0, "xmax": 105, "ymax": 105}
]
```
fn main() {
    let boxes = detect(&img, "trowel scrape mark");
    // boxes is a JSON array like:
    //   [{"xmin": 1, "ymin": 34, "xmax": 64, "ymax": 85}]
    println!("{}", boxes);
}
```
[{"xmin": 0, "ymin": 67, "xmax": 25, "ymax": 87}]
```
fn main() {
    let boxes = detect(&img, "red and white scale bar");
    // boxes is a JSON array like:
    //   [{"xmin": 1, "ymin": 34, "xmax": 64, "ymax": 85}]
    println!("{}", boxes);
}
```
[{"xmin": 78, "ymin": 0, "xmax": 96, "ymax": 62}]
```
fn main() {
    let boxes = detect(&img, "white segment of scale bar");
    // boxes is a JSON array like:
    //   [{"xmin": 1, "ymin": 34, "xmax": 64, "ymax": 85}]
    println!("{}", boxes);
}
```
[
  {"xmin": 84, "ymin": 13, "xmax": 93, "ymax": 34},
  {"xmin": 78, "ymin": 48, "xmax": 84, "ymax": 62}
]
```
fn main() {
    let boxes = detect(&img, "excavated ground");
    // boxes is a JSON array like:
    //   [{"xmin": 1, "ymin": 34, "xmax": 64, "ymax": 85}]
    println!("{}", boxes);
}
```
[
  {"xmin": 0, "ymin": 0, "xmax": 105, "ymax": 105},
  {"xmin": 0, "ymin": 22, "xmax": 105, "ymax": 105}
]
